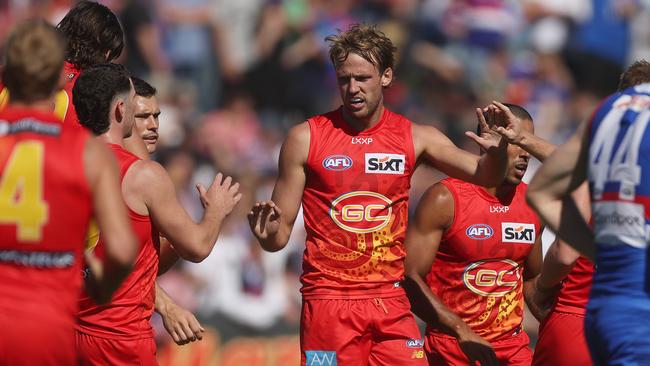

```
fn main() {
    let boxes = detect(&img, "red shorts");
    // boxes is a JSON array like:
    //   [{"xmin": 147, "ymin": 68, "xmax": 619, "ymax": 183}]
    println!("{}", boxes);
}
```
[
  {"xmin": 533, "ymin": 311, "xmax": 593, "ymax": 366},
  {"xmin": 0, "ymin": 314, "xmax": 74, "ymax": 366},
  {"xmin": 301, "ymin": 295, "xmax": 428, "ymax": 366},
  {"xmin": 76, "ymin": 331, "xmax": 158, "ymax": 366},
  {"xmin": 425, "ymin": 330, "xmax": 532, "ymax": 366}
]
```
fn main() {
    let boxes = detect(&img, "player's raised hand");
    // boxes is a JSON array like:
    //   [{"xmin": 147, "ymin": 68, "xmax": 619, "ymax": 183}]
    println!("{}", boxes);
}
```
[
  {"xmin": 197, "ymin": 173, "xmax": 242, "ymax": 216},
  {"xmin": 248, "ymin": 201, "xmax": 282, "ymax": 240},
  {"xmin": 465, "ymin": 107, "xmax": 504, "ymax": 153},
  {"xmin": 490, "ymin": 101, "xmax": 525, "ymax": 144},
  {"xmin": 457, "ymin": 328, "xmax": 498, "ymax": 366}
]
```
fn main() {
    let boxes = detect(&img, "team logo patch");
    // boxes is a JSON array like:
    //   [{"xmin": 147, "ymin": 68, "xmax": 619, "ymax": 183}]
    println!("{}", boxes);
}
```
[
  {"xmin": 466, "ymin": 224, "xmax": 494, "ymax": 240},
  {"xmin": 463, "ymin": 259, "xmax": 520, "ymax": 297},
  {"xmin": 330, "ymin": 191, "xmax": 392, "ymax": 234},
  {"xmin": 305, "ymin": 351, "xmax": 337, "ymax": 366},
  {"xmin": 406, "ymin": 339, "xmax": 424, "ymax": 348},
  {"xmin": 501, "ymin": 222, "xmax": 535, "ymax": 244},
  {"xmin": 322, "ymin": 155, "xmax": 353, "ymax": 171},
  {"xmin": 365, "ymin": 153, "xmax": 405, "ymax": 174}
]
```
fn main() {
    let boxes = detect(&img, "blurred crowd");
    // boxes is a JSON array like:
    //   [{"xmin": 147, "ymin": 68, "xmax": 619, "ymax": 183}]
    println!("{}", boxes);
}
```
[{"xmin": 2, "ymin": 0, "xmax": 650, "ymax": 358}]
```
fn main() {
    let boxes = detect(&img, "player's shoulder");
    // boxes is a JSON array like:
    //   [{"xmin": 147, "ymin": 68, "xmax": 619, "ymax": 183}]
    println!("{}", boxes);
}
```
[
  {"xmin": 286, "ymin": 121, "xmax": 310, "ymax": 144},
  {"xmin": 411, "ymin": 122, "xmax": 448, "ymax": 145},
  {"xmin": 421, "ymin": 181, "xmax": 455, "ymax": 209}
]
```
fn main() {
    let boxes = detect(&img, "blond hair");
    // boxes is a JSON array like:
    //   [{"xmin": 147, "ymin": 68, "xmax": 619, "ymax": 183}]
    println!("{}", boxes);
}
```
[
  {"xmin": 326, "ymin": 23, "xmax": 397, "ymax": 73},
  {"xmin": 3, "ymin": 20, "xmax": 65, "ymax": 103}
]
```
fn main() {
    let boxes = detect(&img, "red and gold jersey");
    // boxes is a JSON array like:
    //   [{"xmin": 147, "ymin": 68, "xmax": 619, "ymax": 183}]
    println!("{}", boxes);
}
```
[
  {"xmin": 426, "ymin": 178, "xmax": 541, "ymax": 342},
  {"xmin": 77, "ymin": 144, "xmax": 160, "ymax": 340},
  {"xmin": 0, "ymin": 107, "xmax": 92, "ymax": 327},
  {"xmin": 553, "ymin": 256, "xmax": 594, "ymax": 315},
  {"xmin": 0, "ymin": 62, "xmax": 81, "ymax": 125},
  {"xmin": 301, "ymin": 107, "xmax": 415, "ymax": 299}
]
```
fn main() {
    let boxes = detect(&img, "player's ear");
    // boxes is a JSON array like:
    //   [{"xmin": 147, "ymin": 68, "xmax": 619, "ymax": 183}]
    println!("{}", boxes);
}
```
[
  {"xmin": 380, "ymin": 67, "xmax": 393, "ymax": 88},
  {"xmin": 115, "ymin": 99, "xmax": 125, "ymax": 123}
]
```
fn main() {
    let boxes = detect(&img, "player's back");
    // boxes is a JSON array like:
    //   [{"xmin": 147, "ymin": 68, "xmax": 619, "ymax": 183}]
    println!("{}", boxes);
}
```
[
  {"xmin": 588, "ymin": 83, "xmax": 650, "ymax": 301},
  {"xmin": 427, "ymin": 178, "xmax": 540, "ymax": 342},
  {"xmin": 77, "ymin": 144, "xmax": 160, "ymax": 340},
  {"xmin": 0, "ymin": 107, "xmax": 92, "ymax": 364}
]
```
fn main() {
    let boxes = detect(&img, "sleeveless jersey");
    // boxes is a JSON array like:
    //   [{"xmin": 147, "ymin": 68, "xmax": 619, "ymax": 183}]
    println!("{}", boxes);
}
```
[
  {"xmin": 0, "ymin": 62, "xmax": 81, "ymax": 125},
  {"xmin": 301, "ymin": 107, "xmax": 415, "ymax": 299},
  {"xmin": 0, "ymin": 107, "xmax": 92, "ymax": 328},
  {"xmin": 426, "ymin": 178, "xmax": 541, "ymax": 342},
  {"xmin": 553, "ymin": 256, "xmax": 594, "ymax": 314},
  {"xmin": 588, "ymin": 83, "xmax": 650, "ymax": 300},
  {"xmin": 77, "ymin": 144, "xmax": 160, "ymax": 340}
]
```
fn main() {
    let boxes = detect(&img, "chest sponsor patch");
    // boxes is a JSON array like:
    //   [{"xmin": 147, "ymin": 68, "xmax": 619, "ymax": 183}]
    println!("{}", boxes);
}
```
[
  {"xmin": 466, "ymin": 224, "xmax": 494, "ymax": 240},
  {"xmin": 322, "ymin": 155, "xmax": 353, "ymax": 171},
  {"xmin": 501, "ymin": 222, "xmax": 535, "ymax": 244},
  {"xmin": 365, "ymin": 153, "xmax": 405, "ymax": 174}
]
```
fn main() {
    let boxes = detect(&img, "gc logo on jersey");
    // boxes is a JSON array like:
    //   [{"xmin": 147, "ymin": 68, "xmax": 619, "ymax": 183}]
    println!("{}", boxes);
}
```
[
  {"xmin": 501, "ymin": 223, "xmax": 535, "ymax": 244},
  {"xmin": 322, "ymin": 155, "xmax": 353, "ymax": 171},
  {"xmin": 365, "ymin": 153, "xmax": 405, "ymax": 174},
  {"xmin": 330, "ymin": 191, "xmax": 392, "ymax": 234},
  {"xmin": 466, "ymin": 224, "xmax": 494, "ymax": 240},
  {"xmin": 463, "ymin": 259, "xmax": 520, "ymax": 297}
]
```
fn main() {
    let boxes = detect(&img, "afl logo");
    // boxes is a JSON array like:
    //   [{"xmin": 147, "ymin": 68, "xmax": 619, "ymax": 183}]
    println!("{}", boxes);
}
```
[
  {"xmin": 463, "ymin": 259, "xmax": 520, "ymax": 297},
  {"xmin": 466, "ymin": 224, "xmax": 494, "ymax": 240},
  {"xmin": 330, "ymin": 191, "xmax": 392, "ymax": 234},
  {"xmin": 323, "ymin": 155, "xmax": 353, "ymax": 171}
]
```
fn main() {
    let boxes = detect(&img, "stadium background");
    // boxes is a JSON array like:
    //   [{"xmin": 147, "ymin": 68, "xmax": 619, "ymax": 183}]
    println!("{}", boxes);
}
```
[{"xmin": 2, "ymin": 0, "xmax": 649, "ymax": 365}]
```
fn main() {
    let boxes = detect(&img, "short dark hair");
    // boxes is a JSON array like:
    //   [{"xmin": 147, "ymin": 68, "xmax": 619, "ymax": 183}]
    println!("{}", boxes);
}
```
[
  {"xmin": 3, "ymin": 20, "xmax": 65, "ymax": 103},
  {"xmin": 73, "ymin": 63, "xmax": 131, "ymax": 135},
  {"xmin": 326, "ymin": 23, "xmax": 397, "ymax": 73},
  {"xmin": 132, "ymin": 77, "xmax": 156, "ymax": 98},
  {"xmin": 618, "ymin": 60, "xmax": 650, "ymax": 91},
  {"xmin": 57, "ymin": 1, "xmax": 124, "ymax": 70},
  {"xmin": 477, "ymin": 103, "xmax": 533, "ymax": 136}
]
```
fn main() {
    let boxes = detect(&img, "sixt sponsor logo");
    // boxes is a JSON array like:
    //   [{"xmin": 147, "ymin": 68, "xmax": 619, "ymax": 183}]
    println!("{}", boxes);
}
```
[
  {"xmin": 406, "ymin": 339, "xmax": 424, "ymax": 348},
  {"xmin": 365, "ymin": 153, "xmax": 405, "ymax": 174},
  {"xmin": 466, "ymin": 224, "xmax": 494, "ymax": 240},
  {"xmin": 322, "ymin": 155, "xmax": 353, "ymax": 171},
  {"xmin": 330, "ymin": 191, "xmax": 393, "ymax": 234},
  {"xmin": 463, "ymin": 259, "xmax": 520, "ymax": 297},
  {"xmin": 502, "ymin": 222, "xmax": 535, "ymax": 244}
]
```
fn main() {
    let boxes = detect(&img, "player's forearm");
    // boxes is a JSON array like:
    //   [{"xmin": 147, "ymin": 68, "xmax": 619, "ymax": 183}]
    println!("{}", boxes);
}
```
[
  {"xmin": 538, "ymin": 241, "xmax": 578, "ymax": 289},
  {"xmin": 403, "ymin": 272, "xmax": 472, "ymax": 338},
  {"xmin": 173, "ymin": 210, "xmax": 226, "ymax": 262},
  {"xmin": 514, "ymin": 131, "xmax": 556, "ymax": 162},
  {"xmin": 257, "ymin": 226, "xmax": 290, "ymax": 252},
  {"xmin": 155, "ymin": 283, "xmax": 172, "ymax": 316},
  {"xmin": 475, "ymin": 140, "xmax": 508, "ymax": 187}
]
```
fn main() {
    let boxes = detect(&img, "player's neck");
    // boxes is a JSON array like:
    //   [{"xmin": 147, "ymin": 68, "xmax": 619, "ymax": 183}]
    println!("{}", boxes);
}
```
[
  {"xmin": 342, "ymin": 104, "xmax": 384, "ymax": 132},
  {"xmin": 10, "ymin": 97, "xmax": 55, "ymax": 113},
  {"xmin": 97, "ymin": 125, "xmax": 126, "ymax": 147},
  {"xmin": 482, "ymin": 184, "xmax": 516, "ymax": 199}
]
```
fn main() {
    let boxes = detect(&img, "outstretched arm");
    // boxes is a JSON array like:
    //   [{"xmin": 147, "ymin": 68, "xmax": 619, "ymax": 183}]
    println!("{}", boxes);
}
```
[
  {"xmin": 404, "ymin": 183, "xmax": 497, "ymax": 366},
  {"xmin": 414, "ymin": 108, "xmax": 508, "ymax": 188},
  {"xmin": 248, "ymin": 122, "xmax": 309, "ymax": 252},
  {"xmin": 527, "ymin": 120, "xmax": 594, "ymax": 260},
  {"xmin": 124, "ymin": 161, "xmax": 241, "ymax": 263}
]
